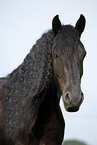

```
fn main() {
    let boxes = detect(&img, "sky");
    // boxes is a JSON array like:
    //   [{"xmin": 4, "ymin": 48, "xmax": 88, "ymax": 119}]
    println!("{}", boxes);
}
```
[{"xmin": 0, "ymin": 0, "xmax": 97, "ymax": 145}]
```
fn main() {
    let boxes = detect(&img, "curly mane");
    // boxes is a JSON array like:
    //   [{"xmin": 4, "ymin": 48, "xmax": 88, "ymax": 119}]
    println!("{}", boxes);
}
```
[{"xmin": 1, "ymin": 30, "xmax": 55, "ymax": 140}]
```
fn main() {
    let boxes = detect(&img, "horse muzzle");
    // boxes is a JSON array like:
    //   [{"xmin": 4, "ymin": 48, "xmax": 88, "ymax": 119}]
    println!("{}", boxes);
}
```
[{"xmin": 62, "ymin": 91, "xmax": 84, "ymax": 112}]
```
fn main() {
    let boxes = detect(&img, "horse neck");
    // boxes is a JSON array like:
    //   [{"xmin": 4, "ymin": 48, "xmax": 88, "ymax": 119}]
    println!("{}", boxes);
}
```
[
  {"xmin": 2, "ymin": 30, "xmax": 54, "ymax": 101},
  {"xmin": 1, "ymin": 30, "xmax": 55, "ymax": 140}
]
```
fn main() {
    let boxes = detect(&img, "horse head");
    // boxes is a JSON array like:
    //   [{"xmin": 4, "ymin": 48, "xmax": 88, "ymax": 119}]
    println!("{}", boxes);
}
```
[{"xmin": 52, "ymin": 15, "xmax": 86, "ymax": 112}]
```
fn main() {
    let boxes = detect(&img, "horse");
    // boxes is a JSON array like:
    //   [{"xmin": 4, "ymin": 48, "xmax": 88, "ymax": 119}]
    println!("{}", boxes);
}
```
[{"xmin": 0, "ymin": 14, "xmax": 86, "ymax": 145}]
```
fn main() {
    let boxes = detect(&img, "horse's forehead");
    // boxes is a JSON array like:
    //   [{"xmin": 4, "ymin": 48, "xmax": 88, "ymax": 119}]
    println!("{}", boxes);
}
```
[
  {"xmin": 53, "ymin": 25, "xmax": 79, "ymax": 53},
  {"xmin": 61, "ymin": 25, "xmax": 79, "ymax": 38}
]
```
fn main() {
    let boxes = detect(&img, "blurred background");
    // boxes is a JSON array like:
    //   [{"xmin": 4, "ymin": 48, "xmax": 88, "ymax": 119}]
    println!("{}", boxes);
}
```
[{"xmin": 0, "ymin": 0, "xmax": 97, "ymax": 145}]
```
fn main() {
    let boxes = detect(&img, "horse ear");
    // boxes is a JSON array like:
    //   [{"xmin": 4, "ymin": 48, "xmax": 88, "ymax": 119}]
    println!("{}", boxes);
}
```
[
  {"xmin": 52, "ymin": 15, "xmax": 61, "ymax": 35},
  {"xmin": 75, "ymin": 14, "xmax": 86, "ymax": 37}
]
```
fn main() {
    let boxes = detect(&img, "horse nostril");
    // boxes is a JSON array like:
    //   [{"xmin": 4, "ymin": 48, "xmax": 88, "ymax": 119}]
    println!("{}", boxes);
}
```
[{"xmin": 65, "ymin": 92, "xmax": 71, "ymax": 102}]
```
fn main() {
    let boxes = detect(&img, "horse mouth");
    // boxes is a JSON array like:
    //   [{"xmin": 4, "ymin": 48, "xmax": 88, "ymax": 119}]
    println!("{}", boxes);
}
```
[{"xmin": 66, "ymin": 106, "xmax": 79, "ymax": 112}]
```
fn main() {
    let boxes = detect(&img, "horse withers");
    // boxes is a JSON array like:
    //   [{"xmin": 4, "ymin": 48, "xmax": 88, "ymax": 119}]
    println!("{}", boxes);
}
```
[{"xmin": 0, "ymin": 15, "xmax": 86, "ymax": 145}]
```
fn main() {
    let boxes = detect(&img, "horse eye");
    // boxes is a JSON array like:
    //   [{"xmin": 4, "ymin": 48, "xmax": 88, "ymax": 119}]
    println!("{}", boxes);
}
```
[{"xmin": 57, "ymin": 74, "xmax": 60, "ymax": 78}]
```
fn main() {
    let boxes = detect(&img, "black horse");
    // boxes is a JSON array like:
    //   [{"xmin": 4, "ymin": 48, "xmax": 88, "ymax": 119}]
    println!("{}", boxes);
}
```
[{"xmin": 0, "ymin": 14, "xmax": 86, "ymax": 145}]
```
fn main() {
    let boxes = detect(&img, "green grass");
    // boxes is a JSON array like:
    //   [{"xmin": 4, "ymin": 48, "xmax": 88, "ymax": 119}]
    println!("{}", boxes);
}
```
[{"xmin": 63, "ymin": 140, "xmax": 87, "ymax": 145}]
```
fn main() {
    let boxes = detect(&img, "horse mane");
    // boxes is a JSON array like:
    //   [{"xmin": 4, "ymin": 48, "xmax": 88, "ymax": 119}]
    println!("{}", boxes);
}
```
[
  {"xmin": 1, "ymin": 30, "xmax": 55, "ymax": 140},
  {"xmin": 9, "ymin": 30, "xmax": 54, "ymax": 96}
]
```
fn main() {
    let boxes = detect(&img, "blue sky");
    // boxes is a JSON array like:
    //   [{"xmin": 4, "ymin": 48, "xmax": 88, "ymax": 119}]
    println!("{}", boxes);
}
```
[{"xmin": 0, "ymin": 0, "xmax": 97, "ymax": 145}]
